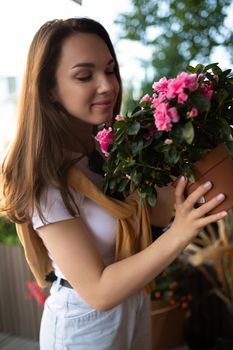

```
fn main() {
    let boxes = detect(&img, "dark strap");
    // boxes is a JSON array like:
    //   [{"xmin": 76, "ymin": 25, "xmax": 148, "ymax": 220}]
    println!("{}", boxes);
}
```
[
  {"xmin": 45, "ymin": 271, "xmax": 73, "ymax": 289},
  {"xmin": 60, "ymin": 278, "xmax": 73, "ymax": 289}
]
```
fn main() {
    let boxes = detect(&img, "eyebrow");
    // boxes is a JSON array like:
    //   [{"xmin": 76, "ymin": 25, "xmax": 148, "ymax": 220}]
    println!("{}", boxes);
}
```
[{"xmin": 71, "ymin": 58, "xmax": 115, "ymax": 69}]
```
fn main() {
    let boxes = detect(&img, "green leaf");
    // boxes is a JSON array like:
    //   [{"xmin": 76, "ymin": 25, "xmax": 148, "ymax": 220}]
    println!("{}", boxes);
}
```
[
  {"xmin": 126, "ymin": 122, "xmax": 141, "ymax": 135},
  {"xmin": 190, "ymin": 93, "xmax": 210, "ymax": 112},
  {"xmin": 194, "ymin": 64, "xmax": 204, "ymax": 74},
  {"xmin": 109, "ymin": 178, "xmax": 116, "ymax": 190},
  {"xmin": 182, "ymin": 121, "xmax": 194, "ymax": 144},
  {"xmin": 212, "ymin": 65, "xmax": 222, "ymax": 75},
  {"xmin": 132, "ymin": 171, "xmax": 142, "ymax": 185},
  {"xmin": 131, "ymin": 140, "xmax": 144, "ymax": 155},
  {"xmin": 165, "ymin": 145, "xmax": 180, "ymax": 164},
  {"xmin": 186, "ymin": 65, "xmax": 195, "ymax": 73},
  {"xmin": 118, "ymin": 178, "xmax": 128, "ymax": 192},
  {"xmin": 140, "ymin": 100, "xmax": 151, "ymax": 109},
  {"xmin": 219, "ymin": 118, "xmax": 232, "ymax": 136},
  {"xmin": 131, "ymin": 108, "xmax": 152, "ymax": 119},
  {"xmin": 131, "ymin": 105, "xmax": 141, "ymax": 115},
  {"xmin": 203, "ymin": 63, "xmax": 219, "ymax": 72},
  {"xmin": 113, "ymin": 120, "xmax": 125, "ymax": 129},
  {"xmin": 220, "ymin": 69, "xmax": 232, "ymax": 78},
  {"xmin": 147, "ymin": 194, "xmax": 157, "ymax": 207}
]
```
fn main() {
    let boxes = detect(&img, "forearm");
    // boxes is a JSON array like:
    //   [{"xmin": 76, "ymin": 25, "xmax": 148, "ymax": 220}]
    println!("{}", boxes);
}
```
[{"xmin": 91, "ymin": 227, "xmax": 187, "ymax": 311}]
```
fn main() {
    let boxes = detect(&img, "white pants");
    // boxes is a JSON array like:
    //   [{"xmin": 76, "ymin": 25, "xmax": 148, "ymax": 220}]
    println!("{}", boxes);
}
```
[{"xmin": 40, "ymin": 279, "xmax": 151, "ymax": 350}]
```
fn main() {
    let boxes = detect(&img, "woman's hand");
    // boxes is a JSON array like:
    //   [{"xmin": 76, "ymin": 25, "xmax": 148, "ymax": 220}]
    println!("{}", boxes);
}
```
[{"xmin": 170, "ymin": 176, "xmax": 227, "ymax": 242}]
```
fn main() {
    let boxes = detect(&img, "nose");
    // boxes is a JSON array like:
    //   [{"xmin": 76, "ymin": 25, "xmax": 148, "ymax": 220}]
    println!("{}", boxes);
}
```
[{"xmin": 96, "ymin": 74, "xmax": 114, "ymax": 94}]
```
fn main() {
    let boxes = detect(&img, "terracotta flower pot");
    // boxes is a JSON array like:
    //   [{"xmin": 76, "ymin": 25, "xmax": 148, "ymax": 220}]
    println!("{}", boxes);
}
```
[
  {"xmin": 185, "ymin": 144, "xmax": 233, "ymax": 214},
  {"xmin": 150, "ymin": 300, "xmax": 186, "ymax": 349}
]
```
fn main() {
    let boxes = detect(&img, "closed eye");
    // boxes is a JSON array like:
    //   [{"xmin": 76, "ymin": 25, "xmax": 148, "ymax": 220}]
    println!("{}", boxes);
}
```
[{"xmin": 76, "ymin": 75, "xmax": 92, "ymax": 81}]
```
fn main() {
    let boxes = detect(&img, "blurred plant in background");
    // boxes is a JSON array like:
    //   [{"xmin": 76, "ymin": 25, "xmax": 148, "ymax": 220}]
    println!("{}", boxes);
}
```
[
  {"xmin": 151, "ymin": 257, "xmax": 194, "ymax": 310},
  {"xmin": 0, "ymin": 214, "xmax": 20, "ymax": 245},
  {"xmin": 116, "ymin": 0, "xmax": 233, "ymax": 98},
  {"xmin": 185, "ymin": 209, "xmax": 233, "ymax": 309}
]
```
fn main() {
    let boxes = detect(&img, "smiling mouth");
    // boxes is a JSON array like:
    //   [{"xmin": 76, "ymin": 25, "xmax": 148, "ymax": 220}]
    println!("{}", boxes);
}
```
[{"xmin": 92, "ymin": 101, "xmax": 113, "ymax": 110}]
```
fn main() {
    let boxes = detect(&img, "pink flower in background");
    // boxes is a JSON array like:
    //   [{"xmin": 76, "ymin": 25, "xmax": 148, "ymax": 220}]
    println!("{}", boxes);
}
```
[
  {"xmin": 115, "ymin": 115, "xmax": 125, "ymax": 121},
  {"xmin": 140, "ymin": 94, "xmax": 153, "ymax": 103},
  {"xmin": 190, "ymin": 107, "xmax": 198, "ymax": 117},
  {"xmin": 26, "ymin": 280, "xmax": 48, "ymax": 307},
  {"xmin": 95, "ymin": 127, "xmax": 113, "ymax": 157},
  {"xmin": 152, "ymin": 77, "xmax": 169, "ymax": 93},
  {"xmin": 201, "ymin": 84, "xmax": 214, "ymax": 100}
]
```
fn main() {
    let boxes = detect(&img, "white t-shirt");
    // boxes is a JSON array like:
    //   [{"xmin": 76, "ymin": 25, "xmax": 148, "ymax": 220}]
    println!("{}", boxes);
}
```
[{"xmin": 31, "ymin": 156, "xmax": 117, "ymax": 279}]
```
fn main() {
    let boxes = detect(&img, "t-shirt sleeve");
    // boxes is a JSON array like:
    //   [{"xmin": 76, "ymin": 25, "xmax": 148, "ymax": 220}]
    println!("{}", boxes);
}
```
[{"xmin": 31, "ymin": 187, "xmax": 84, "ymax": 230}]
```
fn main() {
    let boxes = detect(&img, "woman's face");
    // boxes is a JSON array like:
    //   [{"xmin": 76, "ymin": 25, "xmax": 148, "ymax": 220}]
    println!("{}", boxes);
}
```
[{"xmin": 53, "ymin": 33, "xmax": 120, "ymax": 125}]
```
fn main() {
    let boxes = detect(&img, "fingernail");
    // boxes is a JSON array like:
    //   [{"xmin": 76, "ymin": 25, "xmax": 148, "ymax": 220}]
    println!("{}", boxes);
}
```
[
  {"xmin": 198, "ymin": 196, "xmax": 205, "ymax": 204},
  {"xmin": 180, "ymin": 176, "xmax": 186, "ymax": 182},
  {"xmin": 220, "ymin": 211, "xmax": 227, "ymax": 217},
  {"xmin": 216, "ymin": 193, "xmax": 225, "ymax": 201},
  {"xmin": 203, "ymin": 181, "xmax": 212, "ymax": 189}
]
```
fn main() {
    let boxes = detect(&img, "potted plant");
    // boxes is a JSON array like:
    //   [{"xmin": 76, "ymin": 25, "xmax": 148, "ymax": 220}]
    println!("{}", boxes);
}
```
[
  {"xmin": 150, "ymin": 257, "xmax": 193, "ymax": 349},
  {"xmin": 96, "ymin": 63, "xmax": 233, "ymax": 211}
]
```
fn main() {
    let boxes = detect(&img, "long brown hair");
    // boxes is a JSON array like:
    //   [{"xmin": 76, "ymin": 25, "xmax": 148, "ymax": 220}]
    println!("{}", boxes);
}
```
[{"xmin": 1, "ymin": 18, "xmax": 122, "ymax": 223}]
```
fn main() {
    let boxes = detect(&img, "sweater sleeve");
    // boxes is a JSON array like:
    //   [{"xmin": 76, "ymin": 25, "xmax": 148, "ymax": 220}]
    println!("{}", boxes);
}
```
[{"xmin": 31, "ymin": 187, "xmax": 84, "ymax": 230}]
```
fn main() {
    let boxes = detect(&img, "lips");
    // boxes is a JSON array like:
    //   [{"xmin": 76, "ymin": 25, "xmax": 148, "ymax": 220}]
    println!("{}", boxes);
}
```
[{"xmin": 92, "ymin": 100, "xmax": 112, "ymax": 107}]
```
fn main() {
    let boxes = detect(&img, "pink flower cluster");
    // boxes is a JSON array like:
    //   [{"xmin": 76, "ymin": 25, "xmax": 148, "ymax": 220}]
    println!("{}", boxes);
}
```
[
  {"xmin": 141, "ymin": 71, "xmax": 214, "ymax": 132},
  {"xmin": 151, "ymin": 72, "xmax": 199, "ymax": 131},
  {"xmin": 95, "ymin": 127, "xmax": 113, "ymax": 157}
]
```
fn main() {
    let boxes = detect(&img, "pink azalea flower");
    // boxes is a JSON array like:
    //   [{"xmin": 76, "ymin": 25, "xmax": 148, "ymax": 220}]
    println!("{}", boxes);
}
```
[
  {"xmin": 151, "ymin": 92, "xmax": 166, "ymax": 108},
  {"xmin": 201, "ymin": 84, "xmax": 214, "ymax": 100},
  {"xmin": 166, "ymin": 72, "xmax": 198, "ymax": 99},
  {"xmin": 153, "ymin": 102, "xmax": 172, "ymax": 131},
  {"xmin": 152, "ymin": 77, "xmax": 169, "ymax": 93},
  {"xmin": 115, "ymin": 115, "xmax": 125, "ymax": 121},
  {"xmin": 177, "ymin": 91, "xmax": 188, "ymax": 104},
  {"xmin": 164, "ymin": 138, "xmax": 173, "ymax": 145},
  {"xmin": 140, "ymin": 94, "xmax": 153, "ymax": 103},
  {"xmin": 167, "ymin": 107, "xmax": 179, "ymax": 123},
  {"xmin": 95, "ymin": 127, "xmax": 113, "ymax": 157}
]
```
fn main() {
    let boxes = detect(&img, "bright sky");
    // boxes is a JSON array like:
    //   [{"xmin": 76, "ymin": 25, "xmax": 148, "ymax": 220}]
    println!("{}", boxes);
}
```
[{"xmin": 0, "ymin": 0, "xmax": 150, "ymax": 79}]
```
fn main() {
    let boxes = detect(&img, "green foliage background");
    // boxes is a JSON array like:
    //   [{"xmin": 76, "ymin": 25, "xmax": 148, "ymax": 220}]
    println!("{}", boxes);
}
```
[
  {"xmin": 116, "ymin": 0, "xmax": 233, "ymax": 100},
  {"xmin": 0, "ymin": 215, "xmax": 20, "ymax": 245}
]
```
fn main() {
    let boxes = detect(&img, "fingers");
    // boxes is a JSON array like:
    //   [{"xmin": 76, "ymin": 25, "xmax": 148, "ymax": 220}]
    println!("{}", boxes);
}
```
[
  {"xmin": 199, "ymin": 210, "xmax": 228, "ymax": 227},
  {"xmin": 194, "ymin": 192, "xmax": 226, "ymax": 218},
  {"xmin": 175, "ymin": 176, "xmax": 188, "ymax": 205},
  {"xmin": 183, "ymin": 180, "xmax": 212, "ymax": 210}
]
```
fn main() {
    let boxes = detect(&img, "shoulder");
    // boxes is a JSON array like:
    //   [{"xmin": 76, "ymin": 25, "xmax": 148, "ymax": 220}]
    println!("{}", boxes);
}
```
[{"xmin": 31, "ymin": 186, "xmax": 84, "ymax": 230}]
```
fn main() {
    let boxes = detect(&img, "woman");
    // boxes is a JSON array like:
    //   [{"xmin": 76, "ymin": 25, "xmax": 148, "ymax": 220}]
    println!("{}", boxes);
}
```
[{"xmin": 1, "ymin": 18, "xmax": 227, "ymax": 349}]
